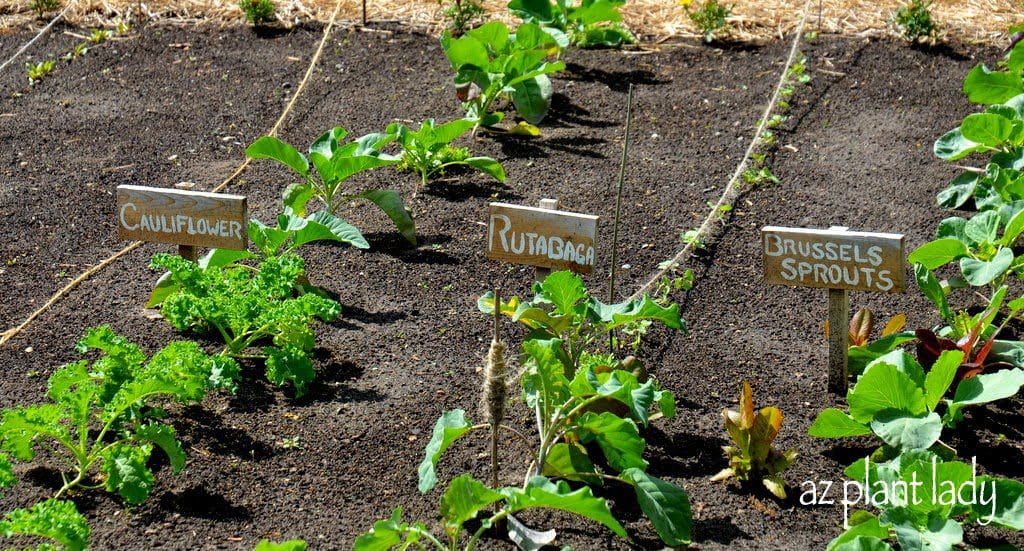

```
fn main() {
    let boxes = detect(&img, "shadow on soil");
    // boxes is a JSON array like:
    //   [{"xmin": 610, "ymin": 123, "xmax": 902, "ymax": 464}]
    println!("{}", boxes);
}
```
[
  {"xmin": 180, "ymin": 405, "xmax": 276, "ymax": 460},
  {"xmin": 422, "ymin": 176, "xmax": 519, "ymax": 202},
  {"xmin": 364, "ymin": 233, "xmax": 460, "ymax": 265},
  {"xmin": 492, "ymin": 131, "xmax": 609, "ymax": 160},
  {"xmin": 157, "ymin": 486, "xmax": 251, "ymax": 521},
  {"xmin": 561, "ymin": 62, "xmax": 670, "ymax": 92},
  {"xmin": 299, "ymin": 358, "xmax": 385, "ymax": 404},
  {"xmin": 693, "ymin": 516, "xmax": 751, "ymax": 545}
]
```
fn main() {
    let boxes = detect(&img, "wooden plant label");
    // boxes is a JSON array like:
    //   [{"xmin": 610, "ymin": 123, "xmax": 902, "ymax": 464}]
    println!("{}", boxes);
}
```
[
  {"xmin": 761, "ymin": 225, "xmax": 905, "ymax": 395},
  {"xmin": 487, "ymin": 202, "xmax": 598, "ymax": 274},
  {"xmin": 761, "ymin": 226, "xmax": 905, "ymax": 293},
  {"xmin": 116, "ymin": 185, "xmax": 248, "ymax": 250}
]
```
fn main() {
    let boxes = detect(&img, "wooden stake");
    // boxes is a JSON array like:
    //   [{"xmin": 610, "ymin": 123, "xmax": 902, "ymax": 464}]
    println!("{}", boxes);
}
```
[
  {"xmin": 827, "ymin": 226, "xmax": 849, "ymax": 394},
  {"xmin": 178, "ymin": 244, "xmax": 197, "ymax": 262},
  {"xmin": 361, "ymin": 0, "xmax": 367, "ymax": 26},
  {"xmin": 534, "ymin": 198, "xmax": 559, "ymax": 283},
  {"xmin": 490, "ymin": 288, "xmax": 501, "ymax": 490}
]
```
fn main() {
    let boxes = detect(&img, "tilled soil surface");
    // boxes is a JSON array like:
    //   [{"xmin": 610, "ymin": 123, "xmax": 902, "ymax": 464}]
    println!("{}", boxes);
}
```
[{"xmin": 0, "ymin": 22, "xmax": 1021, "ymax": 550}]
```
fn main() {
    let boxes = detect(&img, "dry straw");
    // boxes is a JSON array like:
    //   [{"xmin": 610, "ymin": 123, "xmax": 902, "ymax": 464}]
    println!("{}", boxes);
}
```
[{"xmin": 0, "ymin": 0, "xmax": 1018, "ymax": 43}]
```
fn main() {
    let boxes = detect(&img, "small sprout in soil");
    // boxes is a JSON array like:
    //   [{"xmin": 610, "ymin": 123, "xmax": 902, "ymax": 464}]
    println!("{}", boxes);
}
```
[
  {"xmin": 279, "ymin": 437, "xmax": 302, "ymax": 450},
  {"xmin": 440, "ymin": 0, "xmax": 485, "ymax": 37},
  {"xmin": 683, "ymin": 0, "xmax": 732, "ymax": 43},
  {"xmin": 892, "ymin": 0, "xmax": 937, "ymax": 42},
  {"xmin": 88, "ymin": 29, "xmax": 112, "ymax": 44},
  {"xmin": 115, "ymin": 18, "xmax": 131, "ymax": 34},
  {"xmin": 760, "ymin": 130, "xmax": 777, "ymax": 146},
  {"xmin": 711, "ymin": 381, "xmax": 797, "ymax": 499},
  {"xmin": 682, "ymin": 228, "xmax": 704, "ymax": 249},
  {"xmin": 240, "ymin": 0, "xmax": 276, "ymax": 26},
  {"xmin": 803, "ymin": 30, "xmax": 818, "ymax": 42},
  {"xmin": 707, "ymin": 201, "xmax": 732, "ymax": 221},
  {"xmin": 29, "ymin": 0, "xmax": 60, "ymax": 17},
  {"xmin": 63, "ymin": 43, "xmax": 88, "ymax": 61},
  {"xmin": 742, "ymin": 167, "xmax": 780, "ymax": 186},
  {"xmin": 765, "ymin": 114, "xmax": 787, "ymax": 128},
  {"xmin": 25, "ymin": 59, "xmax": 55, "ymax": 86},
  {"xmin": 253, "ymin": 539, "xmax": 307, "ymax": 551}
]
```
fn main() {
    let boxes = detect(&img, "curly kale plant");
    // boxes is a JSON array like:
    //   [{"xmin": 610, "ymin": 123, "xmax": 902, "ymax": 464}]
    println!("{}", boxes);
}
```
[
  {"xmin": 151, "ymin": 253, "xmax": 340, "ymax": 397},
  {"xmin": 0, "ymin": 327, "xmax": 235, "ymax": 504}
]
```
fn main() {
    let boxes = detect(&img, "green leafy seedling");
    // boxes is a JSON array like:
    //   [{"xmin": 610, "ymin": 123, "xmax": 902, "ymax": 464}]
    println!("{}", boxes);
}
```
[
  {"xmin": 441, "ymin": 0, "xmax": 485, "ymax": 36},
  {"xmin": 26, "ymin": 60, "xmax": 55, "ymax": 86},
  {"xmin": 0, "ymin": 498, "xmax": 90, "ymax": 551},
  {"xmin": 684, "ymin": 0, "xmax": 731, "ymax": 43},
  {"xmin": 711, "ymin": 381, "xmax": 797, "ymax": 499},
  {"xmin": 892, "ymin": 0, "xmax": 937, "ymax": 42},
  {"xmin": 388, "ymin": 118, "xmax": 506, "ymax": 189},
  {"xmin": 0, "ymin": 327, "xmax": 236, "ymax": 504},
  {"xmin": 240, "ymin": 0, "xmax": 276, "ymax": 25},
  {"xmin": 507, "ymin": 0, "xmax": 635, "ymax": 48},
  {"xmin": 246, "ymin": 127, "xmax": 416, "ymax": 244}
]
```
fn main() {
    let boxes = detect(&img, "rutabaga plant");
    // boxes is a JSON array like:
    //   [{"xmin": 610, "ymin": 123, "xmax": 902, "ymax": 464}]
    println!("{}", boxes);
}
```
[
  {"xmin": 907, "ymin": 208, "xmax": 1024, "ymax": 290},
  {"xmin": 355, "ymin": 474, "xmax": 626, "ymax": 551},
  {"xmin": 825, "ymin": 449, "xmax": 1024, "ymax": 551},
  {"xmin": 418, "ymin": 342, "xmax": 690, "ymax": 547},
  {"xmin": 387, "ymin": 118, "xmax": 506, "ymax": 189},
  {"xmin": 711, "ymin": 382, "xmax": 797, "ymax": 499},
  {"xmin": 507, "ymin": 0, "xmax": 635, "ymax": 48},
  {"xmin": 809, "ymin": 347, "xmax": 1024, "ymax": 455},
  {"xmin": 441, "ymin": 21, "xmax": 566, "ymax": 128},
  {"xmin": 246, "ymin": 127, "xmax": 416, "ymax": 245},
  {"xmin": 151, "ymin": 253, "xmax": 339, "ymax": 397},
  {"xmin": 478, "ymin": 270, "xmax": 684, "ymax": 374},
  {"xmin": 0, "ymin": 327, "xmax": 235, "ymax": 504}
]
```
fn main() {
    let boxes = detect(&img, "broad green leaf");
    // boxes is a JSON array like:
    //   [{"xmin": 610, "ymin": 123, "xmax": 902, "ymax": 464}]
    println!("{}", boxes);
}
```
[
  {"xmin": 849, "ymin": 332, "xmax": 917, "ymax": 377},
  {"xmin": 283, "ymin": 183, "xmax": 316, "ymax": 217},
  {"xmin": 146, "ymin": 271, "xmax": 180, "ymax": 308},
  {"xmin": 542, "ymin": 442, "xmax": 600, "ymax": 484},
  {"xmin": 467, "ymin": 20, "xmax": 512, "ymax": 51},
  {"xmin": 572, "ymin": 0, "xmax": 623, "ymax": 25},
  {"xmin": 974, "ymin": 476, "xmax": 1024, "ymax": 529},
  {"xmin": 310, "ymin": 126, "xmax": 348, "ymax": 158},
  {"xmin": 960, "ymin": 247, "xmax": 1013, "ymax": 286},
  {"xmin": 936, "ymin": 172, "xmax": 979, "ymax": 209},
  {"xmin": 354, "ymin": 189, "xmax": 416, "ymax": 245},
  {"xmin": 924, "ymin": 350, "xmax": 963, "ymax": 411},
  {"xmin": 832, "ymin": 537, "xmax": 894, "ymax": 551},
  {"xmin": 508, "ymin": 0, "xmax": 555, "ymax": 23},
  {"xmin": 899, "ymin": 453, "xmax": 972, "ymax": 518},
  {"xmin": 621, "ymin": 468, "xmax": 691, "ymax": 546},
  {"xmin": 0, "ymin": 499, "xmax": 90, "ymax": 551},
  {"xmin": 539, "ymin": 271, "xmax": 586, "ymax": 315},
  {"xmin": 950, "ymin": 368, "xmax": 1024, "ymax": 410},
  {"xmin": 296, "ymin": 212, "xmax": 369, "ymax": 250},
  {"xmin": 464, "ymin": 157, "xmax": 507, "ymax": 182},
  {"xmin": 512, "ymin": 306, "xmax": 574, "ymax": 335},
  {"xmin": 1001, "ymin": 207, "xmax": 1024, "ymax": 245},
  {"xmin": 884, "ymin": 508, "xmax": 962, "ymax": 551},
  {"xmin": 331, "ymin": 154, "xmax": 400, "ymax": 185},
  {"xmin": 869, "ymin": 350, "xmax": 926, "ymax": 388},
  {"xmin": 964, "ymin": 210, "xmax": 1001, "ymax": 245},
  {"xmin": 960, "ymin": 113, "xmax": 1016, "ymax": 147},
  {"xmin": 439, "ymin": 474, "xmax": 504, "ymax": 530},
  {"xmin": 869, "ymin": 410, "xmax": 942, "ymax": 451},
  {"xmin": 808, "ymin": 408, "xmax": 872, "ymax": 438},
  {"xmin": 593, "ymin": 294, "xmax": 684, "ymax": 331},
  {"xmin": 934, "ymin": 128, "xmax": 986, "ymax": 161},
  {"xmin": 990, "ymin": 339, "xmax": 1024, "ymax": 368},
  {"xmin": 964, "ymin": 64, "xmax": 1024, "ymax": 105},
  {"xmin": 443, "ymin": 34, "xmax": 490, "ymax": 69},
  {"xmin": 936, "ymin": 216, "xmax": 968, "ymax": 242},
  {"xmin": 246, "ymin": 136, "xmax": 309, "ymax": 176},
  {"xmin": 353, "ymin": 508, "xmax": 420, "ymax": 551},
  {"xmin": 826, "ymin": 517, "xmax": 891, "ymax": 551},
  {"xmin": 249, "ymin": 219, "xmax": 291, "ymax": 257},
  {"xmin": 907, "ymin": 239, "xmax": 968, "ymax": 269},
  {"xmin": 914, "ymin": 264, "xmax": 951, "ymax": 322},
  {"xmin": 431, "ymin": 118, "xmax": 475, "ymax": 145},
  {"xmin": 418, "ymin": 410, "xmax": 472, "ymax": 493},
  {"xmin": 511, "ymin": 75, "xmax": 553, "ymax": 124},
  {"xmin": 847, "ymin": 362, "xmax": 927, "ymax": 424},
  {"xmin": 522, "ymin": 338, "xmax": 572, "ymax": 410},
  {"xmin": 309, "ymin": 151, "xmax": 335, "ymax": 185},
  {"xmin": 198, "ymin": 248, "xmax": 255, "ymax": 269},
  {"xmin": 136, "ymin": 423, "xmax": 186, "ymax": 474},
  {"xmin": 575, "ymin": 411, "xmax": 647, "ymax": 472},
  {"xmin": 503, "ymin": 476, "xmax": 627, "ymax": 538},
  {"xmin": 101, "ymin": 443, "xmax": 154, "ymax": 504}
]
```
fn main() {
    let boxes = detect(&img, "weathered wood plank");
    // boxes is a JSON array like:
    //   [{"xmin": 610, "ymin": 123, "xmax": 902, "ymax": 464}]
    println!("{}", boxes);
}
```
[
  {"xmin": 116, "ymin": 185, "xmax": 248, "ymax": 251},
  {"xmin": 487, "ymin": 202, "xmax": 598, "ymax": 274},
  {"xmin": 761, "ymin": 226, "xmax": 905, "ymax": 293}
]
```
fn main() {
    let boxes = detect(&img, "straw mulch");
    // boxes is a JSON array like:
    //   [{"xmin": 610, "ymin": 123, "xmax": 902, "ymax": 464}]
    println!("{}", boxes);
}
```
[{"xmin": 0, "ymin": 0, "xmax": 1020, "ymax": 44}]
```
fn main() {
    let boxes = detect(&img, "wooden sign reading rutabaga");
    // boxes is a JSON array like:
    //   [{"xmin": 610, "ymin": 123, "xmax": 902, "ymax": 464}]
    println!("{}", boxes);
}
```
[
  {"xmin": 761, "ymin": 226, "xmax": 906, "ymax": 293},
  {"xmin": 117, "ymin": 185, "xmax": 248, "ymax": 250},
  {"xmin": 487, "ymin": 202, "xmax": 598, "ymax": 273}
]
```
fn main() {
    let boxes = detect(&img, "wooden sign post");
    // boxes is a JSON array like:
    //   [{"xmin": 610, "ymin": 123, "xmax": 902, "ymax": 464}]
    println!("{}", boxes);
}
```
[
  {"xmin": 486, "ymin": 200, "xmax": 598, "ymax": 276},
  {"xmin": 761, "ymin": 225, "xmax": 905, "ymax": 394},
  {"xmin": 116, "ymin": 185, "xmax": 249, "ymax": 258}
]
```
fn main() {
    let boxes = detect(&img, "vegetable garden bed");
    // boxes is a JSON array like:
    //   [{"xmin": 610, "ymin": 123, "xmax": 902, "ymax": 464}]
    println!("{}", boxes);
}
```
[{"xmin": 0, "ymin": 18, "xmax": 1022, "ymax": 551}]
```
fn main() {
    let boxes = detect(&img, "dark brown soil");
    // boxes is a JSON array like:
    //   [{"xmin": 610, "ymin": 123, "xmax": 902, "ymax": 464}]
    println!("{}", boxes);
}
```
[{"xmin": 1, "ymin": 22, "xmax": 1022, "ymax": 550}]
